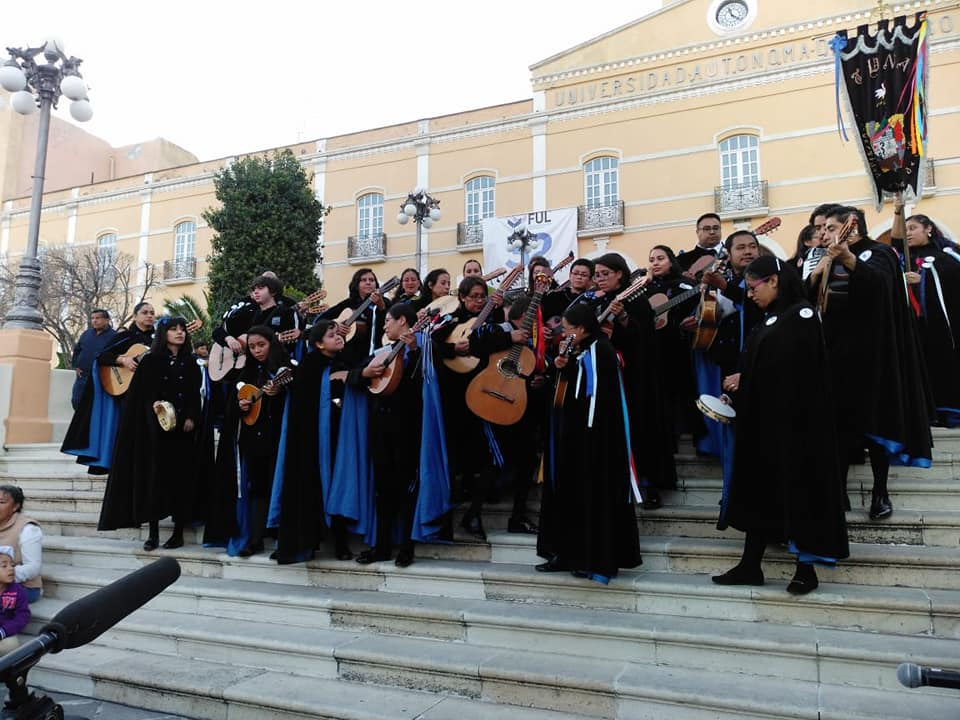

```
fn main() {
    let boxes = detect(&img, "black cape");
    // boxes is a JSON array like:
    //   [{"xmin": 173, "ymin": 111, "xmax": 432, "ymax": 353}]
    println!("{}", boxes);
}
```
[
  {"xmin": 724, "ymin": 300, "xmax": 849, "ymax": 560},
  {"xmin": 97, "ymin": 350, "xmax": 202, "ymax": 530},
  {"xmin": 539, "ymin": 335, "xmax": 642, "ymax": 579}
]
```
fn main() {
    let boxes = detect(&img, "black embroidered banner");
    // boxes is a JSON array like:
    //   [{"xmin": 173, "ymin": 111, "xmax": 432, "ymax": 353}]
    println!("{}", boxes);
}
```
[{"xmin": 831, "ymin": 13, "xmax": 929, "ymax": 209}]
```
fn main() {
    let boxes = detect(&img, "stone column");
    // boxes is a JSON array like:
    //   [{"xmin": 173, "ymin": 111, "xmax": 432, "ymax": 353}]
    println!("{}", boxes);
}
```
[{"xmin": 0, "ymin": 329, "xmax": 53, "ymax": 444}]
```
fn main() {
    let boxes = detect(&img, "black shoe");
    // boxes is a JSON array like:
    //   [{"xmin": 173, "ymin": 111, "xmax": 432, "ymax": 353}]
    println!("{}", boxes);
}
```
[
  {"xmin": 162, "ymin": 535, "xmax": 184, "ymax": 550},
  {"xmin": 508, "ymin": 516, "xmax": 538, "ymax": 534},
  {"xmin": 535, "ymin": 556, "xmax": 567, "ymax": 572},
  {"xmin": 869, "ymin": 494, "xmax": 893, "ymax": 520},
  {"xmin": 642, "ymin": 490, "xmax": 662, "ymax": 511},
  {"xmin": 356, "ymin": 549, "xmax": 390, "ymax": 565},
  {"xmin": 460, "ymin": 513, "xmax": 487, "ymax": 541},
  {"xmin": 87, "ymin": 466, "xmax": 109, "ymax": 476},
  {"xmin": 711, "ymin": 564, "xmax": 764, "ymax": 586},
  {"xmin": 571, "ymin": 569, "xmax": 589, "ymax": 579},
  {"xmin": 236, "ymin": 545, "xmax": 256, "ymax": 558},
  {"xmin": 336, "ymin": 549, "xmax": 354, "ymax": 561},
  {"xmin": 395, "ymin": 550, "xmax": 414, "ymax": 568},
  {"xmin": 142, "ymin": 537, "xmax": 159, "ymax": 552},
  {"xmin": 787, "ymin": 565, "xmax": 819, "ymax": 595}
]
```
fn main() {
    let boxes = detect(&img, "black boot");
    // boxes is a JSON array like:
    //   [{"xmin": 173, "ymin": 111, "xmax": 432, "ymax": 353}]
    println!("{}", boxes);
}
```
[
  {"xmin": 163, "ymin": 522, "xmax": 184, "ymax": 549},
  {"xmin": 869, "ymin": 493, "xmax": 893, "ymax": 520},
  {"xmin": 787, "ymin": 561, "xmax": 819, "ymax": 595},
  {"xmin": 143, "ymin": 520, "xmax": 159, "ymax": 552},
  {"xmin": 712, "ymin": 530, "xmax": 765, "ymax": 586},
  {"xmin": 867, "ymin": 442, "xmax": 892, "ymax": 520}
]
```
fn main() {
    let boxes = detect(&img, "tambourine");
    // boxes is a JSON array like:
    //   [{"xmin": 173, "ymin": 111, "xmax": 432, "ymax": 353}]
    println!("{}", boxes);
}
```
[
  {"xmin": 696, "ymin": 393, "xmax": 735, "ymax": 425},
  {"xmin": 154, "ymin": 401, "xmax": 177, "ymax": 432}
]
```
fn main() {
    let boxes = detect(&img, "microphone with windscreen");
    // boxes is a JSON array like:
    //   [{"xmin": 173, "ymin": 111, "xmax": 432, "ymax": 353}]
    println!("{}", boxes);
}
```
[
  {"xmin": 897, "ymin": 662, "xmax": 960, "ymax": 690},
  {"xmin": 0, "ymin": 557, "xmax": 181, "ymax": 718}
]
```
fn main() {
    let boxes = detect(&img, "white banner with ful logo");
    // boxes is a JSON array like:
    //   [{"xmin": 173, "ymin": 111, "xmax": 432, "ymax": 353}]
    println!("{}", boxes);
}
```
[{"xmin": 481, "ymin": 208, "xmax": 578, "ymax": 285}]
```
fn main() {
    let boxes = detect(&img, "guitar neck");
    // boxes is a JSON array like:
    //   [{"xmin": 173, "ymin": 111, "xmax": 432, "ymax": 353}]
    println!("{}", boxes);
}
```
[
  {"xmin": 506, "ymin": 288, "xmax": 547, "ymax": 362},
  {"xmin": 381, "ymin": 314, "xmax": 432, "ymax": 365},
  {"xmin": 343, "ymin": 279, "xmax": 399, "ymax": 327},
  {"xmin": 653, "ymin": 285, "xmax": 701, "ymax": 315}
]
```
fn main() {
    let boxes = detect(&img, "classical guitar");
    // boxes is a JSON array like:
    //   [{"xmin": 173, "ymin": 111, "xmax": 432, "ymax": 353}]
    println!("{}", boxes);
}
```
[
  {"xmin": 443, "ymin": 265, "xmax": 525, "ymax": 374},
  {"xmin": 646, "ymin": 285, "xmax": 702, "ymax": 330},
  {"xmin": 296, "ymin": 288, "xmax": 328, "ymax": 315},
  {"xmin": 552, "ymin": 333, "xmax": 577, "ymax": 410},
  {"xmin": 596, "ymin": 269, "xmax": 649, "ymax": 325},
  {"xmin": 101, "ymin": 319, "xmax": 202, "ymax": 396},
  {"xmin": 237, "ymin": 366, "xmax": 294, "ymax": 426},
  {"xmin": 335, "ymin": 276, "xmax": 401, "ymax": 343},
  {"xmin": 368, "ymin": 311, "xmax": 437, "ymax": 396},
  {"xmin": 465, "ymin": 272, "xmax": 551, "ymax": 426},
  {"xmin": 208, "ymin": 328, "xmax": 298, "ymax": 382}
]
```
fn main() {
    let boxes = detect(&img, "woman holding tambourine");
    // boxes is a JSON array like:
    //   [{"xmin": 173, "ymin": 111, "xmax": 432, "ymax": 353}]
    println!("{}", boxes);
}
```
[
  {"xmin": 98, "ymin": 317, "xmax": 203, "ymax": 551},
  {"xmin": 712, "ymin": 256, "xmax": 848, "ymax": 596}
]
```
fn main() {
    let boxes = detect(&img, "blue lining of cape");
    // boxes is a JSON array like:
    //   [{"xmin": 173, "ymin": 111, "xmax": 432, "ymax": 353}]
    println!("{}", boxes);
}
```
[
  {"xmin": 63, "ymin": 359, "xmax": 120, "ymax": 469},
  {"xmin": 866, "ymin": 433, "xmax": 932, "ymax": 468},
  {"xmin": 412, "ymin": 331, "xmax": 452, "ymax": 543}
]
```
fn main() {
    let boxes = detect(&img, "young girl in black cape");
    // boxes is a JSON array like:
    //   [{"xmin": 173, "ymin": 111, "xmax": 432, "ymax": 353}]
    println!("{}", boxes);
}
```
[
  {"xmin": 319, "ymin": 268, "xmax": 389, "ymax": 368},
  {"xmin": 97, "ymin": 316, "xmax": 203, "ymax": 550},
  {"xmin": 536, "ymin": 301, "xmax": 642, "ymax": 584},
  {"xmin": 205, "ymin": 325, "xmax": 289, "ymax": 557},
  {"xmin": 713, "ymin": 256, "xmax": 849, "ymax": 595},
  {"xmin": 272, "ymin": 320, "xmax": 351, "ymax": 564}
]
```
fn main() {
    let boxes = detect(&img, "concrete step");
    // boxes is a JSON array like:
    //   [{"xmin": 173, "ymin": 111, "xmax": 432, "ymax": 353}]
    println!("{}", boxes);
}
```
[
  {"xmin": 22, "ymin": 488, "xmax": 104, "ymax": 514},
  {"xmin": 31, "ymin": 567, "xmax": 960, "ymax": 695},
  {"xmin": 26, "ymin": 638, "xmax": 955, "ymax": 720},
  {"xmin": 32, "ymin": 644, "xmax": 580, "ymax": 720},
  {"xmin": 491, "ymin": 532, "xmax": 960, "ymax": 590},
  {"xmin": 36, "ymin": 536, "xmax": 960, "ymax": 639},
  {"xmin": 0, "ymin": 445, "xmax": 84, "ymax": 475}
]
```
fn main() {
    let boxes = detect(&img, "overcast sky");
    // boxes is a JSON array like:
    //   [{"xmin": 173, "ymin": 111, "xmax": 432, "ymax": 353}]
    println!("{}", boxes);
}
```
[{"xmin": 4, "ymin": 0, "xmax": 661, "ymax": 161}]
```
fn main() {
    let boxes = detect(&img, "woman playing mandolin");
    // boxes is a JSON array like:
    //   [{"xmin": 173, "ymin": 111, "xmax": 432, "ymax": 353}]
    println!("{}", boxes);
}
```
[{"xmin": 319, "ymin": 268, "xmax": 390, "ymax": 368}]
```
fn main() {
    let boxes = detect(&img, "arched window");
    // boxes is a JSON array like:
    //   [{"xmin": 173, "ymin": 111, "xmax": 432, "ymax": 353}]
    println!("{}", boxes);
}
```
[
  {"xmin": 465, "ymin": 176, "xmax": 495, "ymax": 225},
  {"xmin": 583, "ymin": 156, "xmax": 619, "ymax": 208},
  {"xmin": 719, "ymin": 135, "xmax": 759, "ymax": 189},
  {"xmin": 357, "ymin": 193, "xmax": 384, "ymax": 238},
  {"xmin": 174, "ymin": 221, "xmax": 196, "ymax": 260},
  {"xmin": 97, "ymin": 232, "xmax": 117, "ymax": 261}
]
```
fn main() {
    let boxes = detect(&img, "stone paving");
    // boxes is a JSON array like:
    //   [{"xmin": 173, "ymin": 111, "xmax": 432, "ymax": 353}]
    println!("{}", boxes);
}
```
[{"xmin": 37, "ymin": 689, "xmax": 194, "ymax": 719}]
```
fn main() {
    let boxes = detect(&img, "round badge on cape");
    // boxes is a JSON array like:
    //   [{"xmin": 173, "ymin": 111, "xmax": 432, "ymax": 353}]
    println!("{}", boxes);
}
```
[
  {"xmin": 680, "ymin": 283, "xmax": 694, "ymax": 291},
  {"xmin": 858, "ymin": 249, "xmax": 873, "ymax": 262},
  {"xmin": 799, "ymin": 308, "xmax": 814, "ymax": 319},
  {"xmin": 765, "ymin": 315, "xmax": 778, "ymax": 326}
]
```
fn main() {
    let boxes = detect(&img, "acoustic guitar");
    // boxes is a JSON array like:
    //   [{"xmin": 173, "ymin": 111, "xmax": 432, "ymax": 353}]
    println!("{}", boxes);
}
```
[
  {"xmin": 368, "ymin": 311, "xmax": 438, "ymax": 396},
  {"xmin": 443, "ymin": 265, "xmax": 525, "ymax": 374},
  {"xmin": 237, "ymin": 366, "xmax": 294, "ymax": 426},
  {"xmin": 208, "ymin": 328, "xmax": 299, "ymax": 382},
  {"xmin": 100, "ymin": 319, "xmax": 202, "ymax": 396},
  {"xmin": 465, "ymin": 272, "xmax": 551, "ymax": 426},
  {"xmin": 296, "ymin": 288, "xmax": 328, "ymax": 315},
  {"xmin": 334, "ymin": 276, "xmax": 401, "ymax": 344},
  {"xmin": 690, "ymin": 216, "xmax": 782, "ymax": 351}
]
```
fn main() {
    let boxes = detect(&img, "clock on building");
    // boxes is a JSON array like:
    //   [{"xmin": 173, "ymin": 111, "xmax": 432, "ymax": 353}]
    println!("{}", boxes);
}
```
[{"xmin": 707, "ymin": 0, "xmax": 755, "ymax": 34}]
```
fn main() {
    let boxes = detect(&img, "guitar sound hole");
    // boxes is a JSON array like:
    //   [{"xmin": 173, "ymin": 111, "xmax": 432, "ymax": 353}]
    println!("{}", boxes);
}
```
[{"xmin": 498, "ymin": 358, "xmax": 519, "ymax": 378}]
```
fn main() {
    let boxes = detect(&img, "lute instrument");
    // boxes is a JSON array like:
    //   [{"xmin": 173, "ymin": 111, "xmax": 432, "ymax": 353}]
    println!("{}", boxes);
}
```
[
  {"xmin": 237, "ymin": 366, "xmax": 294, "ymax": 426},
  {"xmin": 443, "ymin": 265, "xmax": 525, "ymax": 374},
  {"xmin": 465, "ymin": 272, "xmax": 551, "ymax": 426},
  {"xmin": 335, "ymin": 276, "xmax": 401, "ymax": 344},
  {"xmin": 816, "ymin": 214, "xmax": 857, "ymax": 314},
  {"xmin": 552, "ymin": 333, "xmax": 577, "ymax": 409},
  {"xmin": 368, "ymin": 311, "xmax": 438, "ymax": 396},
  {"xmin": 100, "ymin": 319, "xmax": 202, "ymax": 396}
]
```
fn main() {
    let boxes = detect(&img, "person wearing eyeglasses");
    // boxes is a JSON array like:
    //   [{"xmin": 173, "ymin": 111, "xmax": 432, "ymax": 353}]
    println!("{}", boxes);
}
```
[
  {"xmin": 713, "ymin": 255, "xmax": 848, "ymax": 595},
  {"xmin": 678, "ymin": 213, "xmax": 724, "ymax": 272}
]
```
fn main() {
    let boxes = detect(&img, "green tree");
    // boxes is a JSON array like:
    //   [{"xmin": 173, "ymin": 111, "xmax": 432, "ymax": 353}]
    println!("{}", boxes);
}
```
[
  {"xmin": 163, "ymin": 294, "xmax": 213, "ymax": 349},
  {"xmin": 203, "ymin": 150, "xmax": 329, "ymax": 322}
]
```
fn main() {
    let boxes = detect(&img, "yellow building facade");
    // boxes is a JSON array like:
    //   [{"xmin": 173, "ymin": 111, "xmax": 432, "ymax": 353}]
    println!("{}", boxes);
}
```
[{"xmin": 2, "ymin": 0, "xmax": 958, "ymax": 312}]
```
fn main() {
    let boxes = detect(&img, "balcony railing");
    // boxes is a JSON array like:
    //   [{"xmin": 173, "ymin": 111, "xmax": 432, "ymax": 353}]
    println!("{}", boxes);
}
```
[
  {"xmin": 577, "ymin": 200, "xmax": 625, "ymax": 237},
  {"xmin": 348, "ymin": 233, "xmax": 387, "ymax": 263},
  {"xmin": 163, "ymin": 257, "xmax": 196, "ymax": 282},
  {"xmin": 456, "ymin": 221, "xmax": 483, "ymax": 249},
  {"xmin": 715, "ymin": 181, "xmax": 768, "ymax": 217}
]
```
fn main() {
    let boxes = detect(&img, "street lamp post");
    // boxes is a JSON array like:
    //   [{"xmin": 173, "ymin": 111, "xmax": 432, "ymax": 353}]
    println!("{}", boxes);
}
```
[
  {"xmin": 507, "ymin": 226, "xmax": 540, "ymax": 289},
  {"xmin": 395, "ymin": 188, "xmax": 441, "ymax": 275},
  {"xmin": 0, "ymin": 40, "xmax": 93, "ymax": 330}
]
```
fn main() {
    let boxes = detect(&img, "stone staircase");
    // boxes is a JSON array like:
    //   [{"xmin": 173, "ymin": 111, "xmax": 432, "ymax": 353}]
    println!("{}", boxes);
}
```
[{"xmin": 2, "ymin": 433, "xmax": 960, "ymax": 719}]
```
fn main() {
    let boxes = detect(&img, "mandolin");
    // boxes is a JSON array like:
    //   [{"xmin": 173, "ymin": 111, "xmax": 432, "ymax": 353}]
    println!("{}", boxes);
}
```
[
  {"xmin": 208, "ymin": 328, "xmax": 298, "ymax": 382},
  {"xmin": 368, "ymin": 311, "xmax": 438, "ymax": 396},
  {"xmin": 334, "ymin": 276, "xmax": 401, "ymax": 344},
  {"xmin": 237, "ymin": 366, "xmax": 294, "ymax": 426},
  {"xmin": 101, "ymin": 319, "xmax": 202, "ymax": 396},
  {"xmin": 465, "ymin": 272, "xmax": 551, "ymax": 426},
  {"xmin": 443, "ymin": 265, "xmax": 525, "ymax": 374},
  {"xmin": 296, "ymin": 288, "xmax": 328, "ymax": 315}
]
